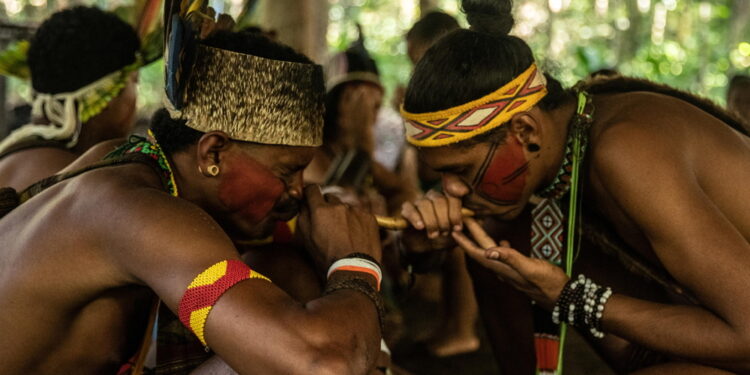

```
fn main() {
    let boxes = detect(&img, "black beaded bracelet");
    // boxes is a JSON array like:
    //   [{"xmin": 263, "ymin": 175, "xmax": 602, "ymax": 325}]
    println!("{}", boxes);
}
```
[
  {"xmin": 552, "ymin": 274, "xmax": 613, "ymax": 339},
  {"xmin": 324, "ymin": 276, "xmax": 386, "ymax": 333}
]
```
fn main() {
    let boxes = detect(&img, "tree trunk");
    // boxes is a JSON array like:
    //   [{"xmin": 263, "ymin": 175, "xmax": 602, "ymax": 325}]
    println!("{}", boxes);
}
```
[
  {"xmin": 729, "ymin": 0, "xmax": 750, "ymax": 47},
  {"xmin": 259, "ymin": 0, "xmax": 328, "ymax": 63}
]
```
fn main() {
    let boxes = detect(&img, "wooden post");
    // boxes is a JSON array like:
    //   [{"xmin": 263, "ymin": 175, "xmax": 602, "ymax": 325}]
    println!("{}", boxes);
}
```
[{"xmin": 259, "ymin": 0, "xmax": 328, "ymax": 63}]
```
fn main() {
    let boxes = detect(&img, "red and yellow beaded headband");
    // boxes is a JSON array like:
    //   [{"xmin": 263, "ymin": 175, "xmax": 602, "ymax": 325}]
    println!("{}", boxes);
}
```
[{"xmin": 400, "ymin": 63, "xmax": 548, "ymax": 147}]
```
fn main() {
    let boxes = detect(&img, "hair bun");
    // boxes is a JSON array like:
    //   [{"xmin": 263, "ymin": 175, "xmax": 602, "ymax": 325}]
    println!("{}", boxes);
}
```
[{"xmin": 462, "ymin": 0, "xmax": 514, "ymax": 37}]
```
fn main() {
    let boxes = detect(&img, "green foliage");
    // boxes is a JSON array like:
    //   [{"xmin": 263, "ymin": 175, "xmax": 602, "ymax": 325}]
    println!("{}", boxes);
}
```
[
  {"xmin": 3, "ymin": 0, "xmax": 748, "ymax": 116},
  {"xmin": 329, "ymin": 0, "xmax": 750, "ymax": 105}
]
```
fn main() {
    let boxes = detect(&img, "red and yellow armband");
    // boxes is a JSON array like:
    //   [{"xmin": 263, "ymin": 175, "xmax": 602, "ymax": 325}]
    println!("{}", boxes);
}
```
[{"xmin": 178, "ymin": 260, "xmax": 271, "ymax": 346}]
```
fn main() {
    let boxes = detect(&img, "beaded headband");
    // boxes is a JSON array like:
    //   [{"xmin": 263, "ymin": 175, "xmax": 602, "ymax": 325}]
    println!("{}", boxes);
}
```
[
  {"xmin": 400, "ymin": 63, "xmax": 548, "ymax": 147},
  {"xmin": 165, "ymin": 44, "xmax": 325, "ymax": 147},
  {"xmin": 0, "ymin": 55, "xmax": 141, "ymax": 155}
]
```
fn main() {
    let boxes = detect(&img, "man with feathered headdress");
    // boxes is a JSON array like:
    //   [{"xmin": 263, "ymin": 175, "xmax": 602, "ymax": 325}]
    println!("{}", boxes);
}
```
[{"xmin": 0, "ymin": 5, "xmax": 385, "ymax": 375}]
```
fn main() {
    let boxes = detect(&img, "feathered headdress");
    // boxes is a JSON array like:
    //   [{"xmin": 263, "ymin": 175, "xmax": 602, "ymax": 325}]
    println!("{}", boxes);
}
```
[{"xmin": 162, "ymin": 0, "xmax": 324, "ymax": 147}]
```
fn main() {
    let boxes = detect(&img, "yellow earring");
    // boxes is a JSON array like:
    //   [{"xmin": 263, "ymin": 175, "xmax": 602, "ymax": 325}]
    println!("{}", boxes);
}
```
[{"xmin": 207, "ymin": 165, "xmax": 220, "ymax": 177}]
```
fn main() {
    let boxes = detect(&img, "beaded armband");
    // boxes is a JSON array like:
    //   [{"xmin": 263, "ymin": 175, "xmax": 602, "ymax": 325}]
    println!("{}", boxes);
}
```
[{"xmin": 178, "ymin": 260, "xmax": 271, "ymax": 346}]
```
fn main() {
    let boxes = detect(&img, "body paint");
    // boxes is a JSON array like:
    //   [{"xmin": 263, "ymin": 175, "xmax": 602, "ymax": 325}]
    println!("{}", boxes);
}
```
[
  {"xmin": 218, "ymin": 154, "xmax": 285, "ymax": 225},
  {"xmin": 473, "ymin": 136, "xmax": 529, "ymax": 205}
]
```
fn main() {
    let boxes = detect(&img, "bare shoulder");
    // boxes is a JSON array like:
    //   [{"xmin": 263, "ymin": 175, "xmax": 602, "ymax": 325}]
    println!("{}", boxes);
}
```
[
  {"xmin": 0, "ymin": 147, "xmax": 77, "ymax": 190},
  {"xmin": 77, "ymin": 167, "xmax": 241, "ymax": 302},
  {"xmin": 589, "ymin": 91, "xmax": 728, "ymax": 177},
  {"xmin": 59, "ymin": 138, "xmax": 127, "ymax": 174}
]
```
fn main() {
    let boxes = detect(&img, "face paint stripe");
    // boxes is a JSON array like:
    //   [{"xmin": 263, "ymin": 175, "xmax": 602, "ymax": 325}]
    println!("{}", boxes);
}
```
[
  {"xmin": 501, "ymin": 162, "xmax": 530, "ymax": 184},
  {"xmin": 473, "ymin": 136, "xmax": 530, "ymax": 205},
  {"xmin": 472, "ymin": 143, "xmax": 499, "ymax": 187}
]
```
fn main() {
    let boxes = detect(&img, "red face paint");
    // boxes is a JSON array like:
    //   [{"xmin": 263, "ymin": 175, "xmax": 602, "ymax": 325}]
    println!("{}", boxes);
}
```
[
  {"xmin": 473, "ymin": 136, "xmax": 529, "ymax": 205},
  {"xmin": 217, "ymin": 154, "xmax": 286, "ymax": 225}
]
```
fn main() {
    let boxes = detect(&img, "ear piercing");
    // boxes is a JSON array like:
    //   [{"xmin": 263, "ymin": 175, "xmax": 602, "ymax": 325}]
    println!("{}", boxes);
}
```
[{"xmin": 199, "ymin": 165, "xmax": 221, "ymax": 177}]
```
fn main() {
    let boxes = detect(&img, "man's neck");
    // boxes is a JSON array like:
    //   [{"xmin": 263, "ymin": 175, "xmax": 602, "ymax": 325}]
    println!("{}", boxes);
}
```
[
  {"xmin": 540, "ymin": 100, "xmax": 578, "ymax": 190},
  {"xmin": 70, "ymin": 119, "xmax": 117, "ymax": 155}
]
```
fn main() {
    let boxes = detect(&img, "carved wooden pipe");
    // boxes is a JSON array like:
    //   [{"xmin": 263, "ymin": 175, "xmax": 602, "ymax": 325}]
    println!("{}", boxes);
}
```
[{"xmin": 374, "ymin": 208, "xmax": 475, "ymax": 230}]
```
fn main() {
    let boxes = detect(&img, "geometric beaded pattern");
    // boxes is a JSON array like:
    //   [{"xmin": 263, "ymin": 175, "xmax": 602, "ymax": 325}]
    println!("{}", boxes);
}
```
[
  {"xmin": 530, "ymin": 198, "xmax": 565, "ymax": 265},
  {"xmin": 177, "ymin": 260, "xmax": 271, "ymax": 346},
  {"xmin": 401, "ymin": 63, "xmax": 548, "ymax": 147},
  {"xmin": 536, "ymin": 138, "xmax": 574, "ymax": 200},
  {"xmin": 78, "ymin": 57, "xmax": 142, "ymax": 124},
  {"xmin": 114, "ymin": 132, "xmax": 179, "ymax": 197}
]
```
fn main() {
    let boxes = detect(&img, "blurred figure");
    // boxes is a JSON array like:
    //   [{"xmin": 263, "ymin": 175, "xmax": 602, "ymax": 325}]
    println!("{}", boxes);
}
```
[
  {"xmin": 727, "ymin": 74, "xmax": 750, "ymax": 132},
  {"xmin": 406, "ymin": 11, "xmax": 460, "ymax": 66},
  {"xmin": 307, "ymin": 28, "xmax": 414, "ymax": 214},
  {"xmin": 0, "ymin": 6, "xmax": 141, "ymax": 191}
]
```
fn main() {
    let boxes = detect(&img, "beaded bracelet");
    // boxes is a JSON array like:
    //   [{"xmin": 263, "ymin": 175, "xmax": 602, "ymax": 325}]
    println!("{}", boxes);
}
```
[
  {"xmin": 327, "ymin": 253, "xmax": 383, "ymax": 290},
  {"xmin": 324, "ymin": 276, "xmax": 386, "ymax": 333},
  {"xmin": 552, "ymin": 274, "xmax": 613, "ymax": 339}
]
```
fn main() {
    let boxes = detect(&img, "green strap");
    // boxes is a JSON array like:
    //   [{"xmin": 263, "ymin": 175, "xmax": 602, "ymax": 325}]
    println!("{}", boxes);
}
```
[{"xmin": 556, "ymin": 91, "xmax": 590, "ymax": 375}]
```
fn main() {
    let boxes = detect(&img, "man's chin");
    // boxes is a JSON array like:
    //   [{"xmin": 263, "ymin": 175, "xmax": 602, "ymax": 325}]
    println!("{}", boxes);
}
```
[
  {"xmin": 464, "ymin": 200, "xmax": 525, "ymax": 221},
  {"xmin": 490, "ymin": 206, "xmax": 524, "ymax": 220}
]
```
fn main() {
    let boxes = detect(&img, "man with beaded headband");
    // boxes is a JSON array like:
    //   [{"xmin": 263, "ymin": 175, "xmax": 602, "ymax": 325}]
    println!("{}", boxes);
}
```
[
  {"xmin": 0, "ymin": 9, "xmax": 387, "ymax": 375},
  {"xmin": 0, "ymin": 6, "xmax": 144, "ymax": 191},
  {"xmin": 398, "ymin": 0, "xmax": 750, "ymax": 374}
]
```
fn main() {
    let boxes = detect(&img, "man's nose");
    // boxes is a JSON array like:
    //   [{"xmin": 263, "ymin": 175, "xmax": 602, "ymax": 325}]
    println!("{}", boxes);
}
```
[
  {"xmin": 288, "ymin": 173, "xmax": 304, "ymax": 199},
  {"xmin": 442, "ymin": 173, "xmax": 471, "ymax": 198}
]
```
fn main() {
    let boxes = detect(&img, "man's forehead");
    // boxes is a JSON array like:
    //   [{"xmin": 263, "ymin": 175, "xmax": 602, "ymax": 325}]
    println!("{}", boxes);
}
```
[
  {"xmin": 243, "ymin": 143, "xmax": 315, "ymax": 165},
  {"xmin": 419, "ymin": 144, "xmax": 488, "ymax": 169}
]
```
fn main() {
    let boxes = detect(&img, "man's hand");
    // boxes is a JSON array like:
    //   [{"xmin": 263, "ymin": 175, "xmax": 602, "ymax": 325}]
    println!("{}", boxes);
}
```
[
  {"xmin": 298, "ymin": 185, "xmax": 382, "ymax": 270},
  {"xmin": 400, "ymin": 190, "xmax": 464, "ymax": 253},
  {"xmin": 453, "ymin": 218, "xmax": 568, "ymax": 310}
]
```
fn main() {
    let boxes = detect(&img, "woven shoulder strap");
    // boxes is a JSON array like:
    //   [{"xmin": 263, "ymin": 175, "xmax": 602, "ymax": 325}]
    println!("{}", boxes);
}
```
[
  {"xmin": 0, "ymin": 137, "xmax": 69, "ymax": 160},
  {"xmin": 18, "ymin": 152, "xmax": 171, "ymax": 205}
]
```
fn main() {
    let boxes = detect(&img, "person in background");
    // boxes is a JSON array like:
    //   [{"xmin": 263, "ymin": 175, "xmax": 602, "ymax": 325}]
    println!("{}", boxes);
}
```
[
  {"xmin": 307, "ymin": 29, "xmax": 415, "ymax": 214},
  {"xmin": 0, "ymin": 6, "xmax": 142, "ymax": 191}
]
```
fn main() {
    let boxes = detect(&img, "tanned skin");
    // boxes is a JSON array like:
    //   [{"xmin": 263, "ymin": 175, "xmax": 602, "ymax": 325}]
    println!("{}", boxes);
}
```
[
  {"xmin": 400, "ymin": 91, "xmax": 750, "ymax": 374},
  {"xmin": 0, "ymin": 131, "xmax": 383, "ymax": 375},
  {"xmin": 193, "ymin": 244, "xmax": 392, "ymax": 375},
  {"xmin": 0, "ymin": 73, "xmax": 137, "ymax": 191}
]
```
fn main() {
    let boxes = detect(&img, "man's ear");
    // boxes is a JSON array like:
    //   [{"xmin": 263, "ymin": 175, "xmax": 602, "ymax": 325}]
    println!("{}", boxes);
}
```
[
  {"xmin": 508, "ymin": 109, "xmax": 543, "ymax": 150},
  {"xmin": 196, "ymin": 131, "xmax": 231, "ymax": 174}
]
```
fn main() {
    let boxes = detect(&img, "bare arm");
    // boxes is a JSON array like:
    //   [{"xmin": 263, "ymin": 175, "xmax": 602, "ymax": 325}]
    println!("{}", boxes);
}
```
[
  {"xmin": 107, "ymin": 186, "xmax": 382, "ymax": 375},
  {"xmin": 591, "ymin": 125, "xmax": 750, "ymax": 372}
]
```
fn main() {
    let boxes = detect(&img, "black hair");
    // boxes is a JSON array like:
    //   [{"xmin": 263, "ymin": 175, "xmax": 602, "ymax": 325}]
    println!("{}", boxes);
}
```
[
  {"xmin": 404, "ymin": 0, "xmax": 572, "ymax": 144},
  {"xmin": 150, "ymin": 30, "xmax": 322, "ymax": 154},
  {"xmin": 406, "ymin": 11, "xmax": 460, "ymax": 47},
  {"xmin": 27, "ymin": 6, "xmax": 140, "ymax": 94}
]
